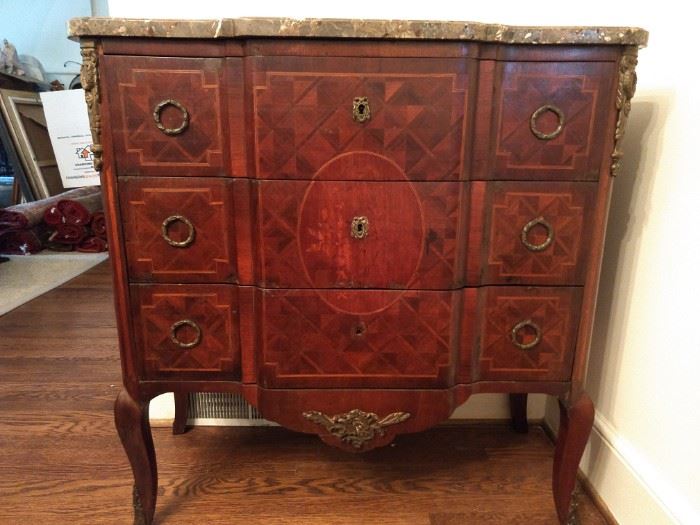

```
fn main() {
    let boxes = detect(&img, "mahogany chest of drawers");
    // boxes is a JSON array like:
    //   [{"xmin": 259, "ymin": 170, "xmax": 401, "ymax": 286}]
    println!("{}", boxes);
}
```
[{"xmin": 70, "ymin": 17, "xmax": 647, "ymax": 524}]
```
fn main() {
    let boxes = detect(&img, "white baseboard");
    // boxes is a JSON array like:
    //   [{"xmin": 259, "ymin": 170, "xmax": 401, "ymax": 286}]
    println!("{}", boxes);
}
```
[{"xmin": 545, "ymin": 399, "xmax": 688, "ymax": 525}]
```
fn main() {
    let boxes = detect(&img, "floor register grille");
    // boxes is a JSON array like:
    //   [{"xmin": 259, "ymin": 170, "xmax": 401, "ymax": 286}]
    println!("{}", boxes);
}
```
[{"xmin": 187, "ymin": 392, "xmax": 277, "ymax": 426}]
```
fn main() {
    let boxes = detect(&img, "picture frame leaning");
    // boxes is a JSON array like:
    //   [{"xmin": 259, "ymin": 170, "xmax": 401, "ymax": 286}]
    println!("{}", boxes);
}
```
[{"xmin": 0, "ymin": 88, "xmax": 64, "ymax": 201}]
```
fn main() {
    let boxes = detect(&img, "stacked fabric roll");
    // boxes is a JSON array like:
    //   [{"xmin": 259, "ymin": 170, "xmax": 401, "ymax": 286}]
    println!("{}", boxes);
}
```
[{"xmin": 0, "ymin": 187, "xmax": 106, "ymax": 255}]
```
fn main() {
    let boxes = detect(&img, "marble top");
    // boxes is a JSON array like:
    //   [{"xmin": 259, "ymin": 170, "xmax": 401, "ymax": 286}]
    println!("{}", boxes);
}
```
[{"xmin": 68, "ymin": 17, "xmax": 648, "ymax": 46}]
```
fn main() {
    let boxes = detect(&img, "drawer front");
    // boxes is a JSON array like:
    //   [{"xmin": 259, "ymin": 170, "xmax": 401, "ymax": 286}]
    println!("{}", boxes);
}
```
[
  {"xmin": 469, "ymin": 181, "xmax": 597, "ymax": 285},
  {"xmin": 476, "ymin": 287, "xmax": 582, "ymax": 381},
  {"xmin": 103, "ymin": 56, "xmax": 228, "ymax": 176},
  {"xmin": 120, "ymin": 177, "xmax": 238, "ymax": 283},
  {"xmin": 257, "ymin": 178, "xmax": 466, "ymax": 289},
  {"xmin": 259, "ymin": 289, "xmax": 460, "ymax": 388},
  {"xmin": 483, "ymin": 61, "xmax": 615, "ymax": 180},
  {"xmin": 251, "ymin": 56, "xmax": 470, "ymax": 180},
  {"xmin": 131, "ymin": 285, "xmax": 241, "ymax": 380}
]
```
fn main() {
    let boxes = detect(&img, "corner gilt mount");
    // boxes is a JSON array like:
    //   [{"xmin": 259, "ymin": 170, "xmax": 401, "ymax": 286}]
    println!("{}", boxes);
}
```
[
  {"xmin": 79, "ymin": 40, "xmax": 103, "ymax": 172},
  {"xmin": 611, "ymin": 47, "xmax": 638, "ymax": 177}
]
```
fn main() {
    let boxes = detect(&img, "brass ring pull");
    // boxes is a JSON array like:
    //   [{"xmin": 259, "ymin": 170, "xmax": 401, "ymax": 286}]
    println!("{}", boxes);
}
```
[
  {"xmin": 161, "ymin": 215, "xmax": 195, "ymax": 248},
  {"xmin": 530, "ymin": 104, "xmax": 565, "ymax": 140},
  {"xmin": 521, "ymin": 216, "xmax": 554, "ymax": 252},
  {"xmin": 153, "ymin": 98, "xmax": 189, "ymax": 136},
  {"xmin": 352, "ymin": 97, "xmax": 371, "ymax": 123},
  {"xmin": 350, "ymin": 216, "xmax": 369, "ymax": 239},
  {"xmin": 511, "ymin": 319, "xmax": 542, "ymax": 350},
  {"xmin": 170, "ymin": 319, "xmax": 202, "ymax": 349}
]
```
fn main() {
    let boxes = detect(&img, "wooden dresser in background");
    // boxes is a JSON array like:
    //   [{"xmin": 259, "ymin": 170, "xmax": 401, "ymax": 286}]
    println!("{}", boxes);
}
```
[{"xmin": 69, "ymin": 17, "xmax": 647, "ymax": 524}]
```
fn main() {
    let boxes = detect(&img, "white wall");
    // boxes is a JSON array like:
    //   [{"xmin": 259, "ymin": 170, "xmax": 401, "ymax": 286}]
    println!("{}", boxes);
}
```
[
  {"xmin": 551, "ymin": 7, "xmax": 700, "ymax": 525},
  {"xmin": 0, "ymin": 0, "xmax": 99, "ymax": 86},
  {"xmin": 107, "ymin": 2, "xmax": 700, "ymax": 522}
]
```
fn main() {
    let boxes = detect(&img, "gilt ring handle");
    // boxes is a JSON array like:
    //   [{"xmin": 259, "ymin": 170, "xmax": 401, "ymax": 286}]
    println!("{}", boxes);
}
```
[
  {"xmin": 530, "ymin": 104, "xmax": 565, "ymax": 140},
  {"xmin": 169, "ymin": 319, "xmax": 202, "ymax": 349},
  {"xmin": 511, "ymin": 319, "xmax": 542, "ymax": 350},
  {"xmin": 520, "ymin": 216, "xmax": 554, "ymax": 252},
  {"xmin": 153, "ymin": 98, "xmax": 189, "ymax": 136},
  {"xmin": 161, "ymin": 215, "xmax": 195, "ymax": 248}
]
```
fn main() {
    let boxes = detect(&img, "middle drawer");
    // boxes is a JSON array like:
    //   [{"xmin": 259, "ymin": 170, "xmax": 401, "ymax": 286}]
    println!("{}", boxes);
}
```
[
  {"xmin": 257, "ymin": 179, "xmax": 466, "ymax": 289},
  {"xmin": 120, "ymin": 177, "xmax": 595, "ymax": 288}
]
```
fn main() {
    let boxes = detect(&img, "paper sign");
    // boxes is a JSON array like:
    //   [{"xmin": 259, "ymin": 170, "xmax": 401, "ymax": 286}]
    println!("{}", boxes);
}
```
[{"xmin": 39, "ymin": 90, "xmax": 100, "ymax": 188}]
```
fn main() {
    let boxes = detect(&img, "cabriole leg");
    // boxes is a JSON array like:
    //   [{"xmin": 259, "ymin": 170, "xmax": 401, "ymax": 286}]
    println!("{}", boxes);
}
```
[
  {"xmin": 552, "ymin": 392, "xmax": 594, "ymax": 524},
  {"xmin": 115, "ymin": 390, "xmax": 157, "ymax": 525}
]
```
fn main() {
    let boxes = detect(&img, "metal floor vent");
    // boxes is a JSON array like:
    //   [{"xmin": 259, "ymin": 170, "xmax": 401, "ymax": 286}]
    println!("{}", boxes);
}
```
[{"xmin": 187, "ymin": 392, "xmax": 276, "ymax": 426}]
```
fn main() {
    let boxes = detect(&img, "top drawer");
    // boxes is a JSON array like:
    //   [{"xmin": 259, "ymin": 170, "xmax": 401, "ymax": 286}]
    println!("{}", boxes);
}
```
[
  {"xmin": 251, "ymin": 56, "xmax": 471, "ymax": 181},
  {"xmin": 102, "ymin": 56, "xmax": 242, "ymax": 177},
  {"xmin": 474, "ymin": 60, "xmax": 616, "ymax": 181}
]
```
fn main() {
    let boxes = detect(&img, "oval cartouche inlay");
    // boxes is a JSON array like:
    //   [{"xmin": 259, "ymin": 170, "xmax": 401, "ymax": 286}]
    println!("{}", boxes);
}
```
[{"xmin": 297, "ymin": 152, "xmax": 425, "ymax": 314}]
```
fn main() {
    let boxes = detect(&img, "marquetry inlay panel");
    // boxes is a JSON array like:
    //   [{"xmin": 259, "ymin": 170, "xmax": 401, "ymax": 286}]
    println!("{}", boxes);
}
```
[
  {"xmin": 103, "ymin": 56, "xmax": 226, "ymax": 176},
  {"xmin": 252, "ymin": 56, "xmax": 470, "ymax": 180}
]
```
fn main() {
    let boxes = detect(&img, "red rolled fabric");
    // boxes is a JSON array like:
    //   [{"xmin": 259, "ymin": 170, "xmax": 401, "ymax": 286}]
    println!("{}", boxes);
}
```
[
  {"xmin": 43, "ymin": 205, "xmax": 64, "ymax": 226},
  {"xmin": 57, "ymin": 199, "xmax": 91, "ymax": 226},
  {"xmin": 0, "ymin": 210, "xmax": 29, "ymax": 233},
  {"xmin": 0, "ymin": 230, "xmax": 42, "ymax": 254},
  {"xmin": 76, "ymin": 236, "xmax": 107, "ymax": 253},
  {"xmin": 91, "ymin": 211, "xmax": 107, "ymax": 239},
  {"xmin": 48, "ymin": 224, "xmax": 87, "ymax": 245}
]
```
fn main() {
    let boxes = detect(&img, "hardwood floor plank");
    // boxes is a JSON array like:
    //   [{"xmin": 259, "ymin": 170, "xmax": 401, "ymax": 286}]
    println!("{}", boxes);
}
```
[
  {"xmin": 0, "ymin": 356, "xmax": 120, "ymax": 383},
  {"xmin": 0, "ymin": 382, "xmax": 118, "ymax": 408}
]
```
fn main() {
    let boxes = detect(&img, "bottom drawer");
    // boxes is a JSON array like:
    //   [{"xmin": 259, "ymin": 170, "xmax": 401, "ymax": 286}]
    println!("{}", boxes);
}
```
[
  {"xmin": 476, "ymin": 286, "xmax": 583, "ymax": 382},
  {"xmin": 128, "ymin": 283, "xmax": 581, "ymax": 384},
  {"xmin": 130, "ymin": 284, "xmax": 241, "ymax": 380},
  {"xmin": 259, "ymin": 289, "xmax": 463, "ymax": 389}
]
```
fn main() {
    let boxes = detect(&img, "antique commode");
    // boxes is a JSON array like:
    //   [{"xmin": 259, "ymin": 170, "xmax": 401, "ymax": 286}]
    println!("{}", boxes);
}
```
[{"xmin": 69, "ymin": 17, "xmax": 646, "ymax": 524}]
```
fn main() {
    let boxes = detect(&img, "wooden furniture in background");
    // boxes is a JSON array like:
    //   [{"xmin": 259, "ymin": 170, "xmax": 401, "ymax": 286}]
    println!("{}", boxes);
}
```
[{"xmin": 69, "ymin": 17, "xmax": 646, "ymax": 525}]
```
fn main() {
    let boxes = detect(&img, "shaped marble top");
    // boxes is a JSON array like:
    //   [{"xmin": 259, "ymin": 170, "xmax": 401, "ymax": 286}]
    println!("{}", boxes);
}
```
[{"xmin": 68, "ymin": 17, "xmax": 648, "ymax": 46}]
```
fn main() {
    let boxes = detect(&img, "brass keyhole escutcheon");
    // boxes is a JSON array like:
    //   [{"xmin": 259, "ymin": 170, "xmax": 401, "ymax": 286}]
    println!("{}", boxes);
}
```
[
  {"xmin": 161, "ymin": 215, "xmax": 196, "ymax": 248},
  {"xmin": 352, "ymin": 97, "xmax": 371, "ymax": 123},
  {"xmin": 521, "ymin": 216, "xmax": 554, "ymax": 252},
  {"xmin": 153, "ymin": 98, "xmax": 189, "ymax": 136},
  {"xmin": 530, "ymin": 104, "xmax": 565, "ymax": 140},
  {"xmin": 353, "ymin": 321, "xmax": 367, "ymax": 338},
  {"xmin": 511, "ymin": 319, "xmax": 542, "ymax": 350},
  {"xmin": 350, "ymin": 216, "xmax": 369, "ymax": 239},
  {"xmin": 170, "ymin": 319, "xmax": 202, "ymax": 349}
]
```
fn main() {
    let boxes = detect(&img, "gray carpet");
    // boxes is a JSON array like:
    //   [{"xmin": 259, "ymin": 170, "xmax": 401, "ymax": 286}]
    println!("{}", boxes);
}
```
[{"xmin": 0, "ymin": 251, "xmax": 108, "ymax": 316}]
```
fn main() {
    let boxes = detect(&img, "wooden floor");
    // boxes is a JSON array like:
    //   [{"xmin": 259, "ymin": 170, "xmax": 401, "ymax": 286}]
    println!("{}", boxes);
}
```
[{"xmin": 0, "ymin": 262, "xmax": 608, "ymax": 524}]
